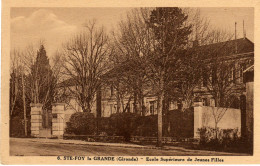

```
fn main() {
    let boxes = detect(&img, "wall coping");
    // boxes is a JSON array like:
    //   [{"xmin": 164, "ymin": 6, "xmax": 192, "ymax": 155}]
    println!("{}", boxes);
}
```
[{"xmin": 30, "ymin": 103, "xmax": 43, "ymax": 107}]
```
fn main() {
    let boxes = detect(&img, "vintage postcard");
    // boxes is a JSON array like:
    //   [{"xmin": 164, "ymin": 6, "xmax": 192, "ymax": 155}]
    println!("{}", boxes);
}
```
[{"xmin": 1, "ymin": 0, "xmax": 260, "ymax": 164}]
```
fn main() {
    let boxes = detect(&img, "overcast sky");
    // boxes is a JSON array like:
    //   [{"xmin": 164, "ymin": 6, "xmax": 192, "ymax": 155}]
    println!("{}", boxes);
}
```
[{"xmin": 11, "ymin": 7, "xmax": 254, "ymax": 58}]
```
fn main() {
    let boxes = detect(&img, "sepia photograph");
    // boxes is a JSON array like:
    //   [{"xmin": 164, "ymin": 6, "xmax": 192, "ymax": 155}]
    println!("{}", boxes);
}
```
[{"xmin": 2, "ymin": 3, "xmax": 259, "ymax": 164}]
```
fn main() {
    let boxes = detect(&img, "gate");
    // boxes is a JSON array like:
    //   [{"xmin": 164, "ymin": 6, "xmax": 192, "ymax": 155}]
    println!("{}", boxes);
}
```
[{"xmin": 39, "ymin": 109, "xmax": 52, "ymax": 137}]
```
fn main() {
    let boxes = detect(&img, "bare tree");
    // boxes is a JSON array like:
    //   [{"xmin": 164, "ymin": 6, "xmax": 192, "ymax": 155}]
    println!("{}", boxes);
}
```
[
  {"xmin": 62, "ymin": 20, "xmax": 112, "ymax": 113},
  {"xmin": 10, "ymin": 48, "xmax": 29, "ymax": 135},
  {"xmin": 10, "ymin": 49, "xmax": 21, "ymax": 117},
  {"xmin": 175, "ymin": 8, "xmax": 217, "ymax": 110},
  {"xmin": 109, "ymin": 8, "xmax": 154, "ymax": 115}
]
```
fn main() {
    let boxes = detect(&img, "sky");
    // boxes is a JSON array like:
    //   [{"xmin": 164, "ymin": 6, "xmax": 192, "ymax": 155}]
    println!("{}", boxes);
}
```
[{"xmin": 11, "ymin": 7, "xmax": 254, "ymax": 58}]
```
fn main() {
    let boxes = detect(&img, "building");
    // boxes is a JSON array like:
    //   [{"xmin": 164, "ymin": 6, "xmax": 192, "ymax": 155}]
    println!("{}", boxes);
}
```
[{"xmin": 58, "ymin": 37, "xmax": 254, "ymax": 125}]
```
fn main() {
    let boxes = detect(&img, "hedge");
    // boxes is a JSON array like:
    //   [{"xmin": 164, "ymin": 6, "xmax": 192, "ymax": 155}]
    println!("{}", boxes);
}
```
[
  {"xmin": 65, "ymin": 108, "xmax": 194, "ymax": 139},
  {"xmin": 65, "ymin": 112, "xmax": 95, "ymax": 135}
]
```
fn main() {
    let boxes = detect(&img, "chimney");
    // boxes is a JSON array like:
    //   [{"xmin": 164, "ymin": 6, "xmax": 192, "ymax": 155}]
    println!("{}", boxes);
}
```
[
  {"xmin": 243, "ymin": 20, "xmax": 246, "ymax": 39},
  {"xmin": 235, "ymin": 22, "xmax": 238, "ymax": 53},
  {"xmin": 235, "ymin": 22, "xmax": 237, "ymax": 40}
]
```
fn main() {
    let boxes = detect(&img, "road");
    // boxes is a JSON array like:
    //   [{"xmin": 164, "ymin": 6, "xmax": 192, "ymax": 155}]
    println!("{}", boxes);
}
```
[{"xmin": 10, "ymin": 138, "xmax": 248, "ymax": 156}]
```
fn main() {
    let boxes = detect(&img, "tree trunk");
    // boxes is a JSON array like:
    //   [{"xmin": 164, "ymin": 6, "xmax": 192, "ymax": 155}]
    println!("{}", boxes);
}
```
[
  {"xmin": 87, "ymin": 102, "xmax": 92, "ymax": 113},
  {"xmin": 22, "ymin": 73, "xmax": 27, "ymax": 136},
  {"xmin": 141, "ymin": 96, "xmax": 145, "ymax": 116},
  {"xmin": 214, "ymin": 122, "xmax": 218, "ymax": 140},
  {"xmin": 133, "ymin": 92, "xmax": 137, "ymax": 113},
  {"xmin": 137, "ymin": 96, "xmax": 143, "ymax": 116},
  {"xmin": 116, "ymin": 92, "xmax": 121, "ymax": 113},
  {"xmin": 157, "ymin": 75, "xmax": 164, "ymax": 147},
  {"xmin": 157, "ymin": 92, "xmax": 163, "ymax": 147},
  {"xmin": 164, "ymin": 97, "xmax": 171, "ymax": 136}
]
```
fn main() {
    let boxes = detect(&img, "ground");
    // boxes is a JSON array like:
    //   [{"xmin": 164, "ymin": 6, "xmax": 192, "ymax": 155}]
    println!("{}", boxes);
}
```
[{"xmin": 10, "ymin": 138, "xmax": 248, "ymax": 156}]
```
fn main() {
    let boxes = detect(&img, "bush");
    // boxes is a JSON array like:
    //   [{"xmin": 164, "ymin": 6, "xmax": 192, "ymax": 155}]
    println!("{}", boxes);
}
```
[
  {"xmin": 10, "ymin": 116, "xmax": 25, "ymax": 137},
  {"xmin": 167, "ymin": 108, "xmax": 194, "ymax": 138},
  {"xmin": 134, "ymin": 115, "xmax": 158, "ymax": 137},
  {"xmin": 65, "ymin": 112, "xmax": 95, "ymax": 135},
  {"xmin": 10, "ymin": 115, "xmax": 31, "ymax": 137},
  {"xmin": 97, "ymin": 117, "xmax": 111, "ymax": 135},
  {"xmin": 198, "ymin": 127, "xmax": 241, "ymax": 149},
  {"xmin": 109, "ymin": 112, "xmax": 139, "ymax": 141}
]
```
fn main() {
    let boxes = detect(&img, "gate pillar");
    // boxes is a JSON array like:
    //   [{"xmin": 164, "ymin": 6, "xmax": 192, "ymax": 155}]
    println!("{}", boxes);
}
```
[
  {"xmin": 30, "ymin": 103, "xmax": 43, "ymax": 137},
  {"xmin": 52, "ymin": 103, "xmax": 65, "ymax": 138}
]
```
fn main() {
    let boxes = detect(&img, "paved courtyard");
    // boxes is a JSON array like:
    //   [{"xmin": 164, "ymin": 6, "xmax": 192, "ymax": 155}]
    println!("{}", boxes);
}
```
[{"xmin": 10, "ymin": 138, "xmax": 248, "ymax": 156}]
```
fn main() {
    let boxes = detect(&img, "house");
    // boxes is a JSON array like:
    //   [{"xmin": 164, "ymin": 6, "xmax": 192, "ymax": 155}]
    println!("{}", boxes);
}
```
[
  {"xmin": 57, "ymin": 37, "xmax": 254, "ymax": 130},
  {"xmin": 193, "ymin": 37, "xmax": 254, "ymax": 108}
]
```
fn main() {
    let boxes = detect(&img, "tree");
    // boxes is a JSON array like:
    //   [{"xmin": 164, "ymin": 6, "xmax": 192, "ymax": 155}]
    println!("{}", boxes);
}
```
[
  {"xmin": 174, "ymin": 9, "xmax": 211, "ymax": 110},
  {"xmin": 62, "ymin": 20, "xmax": 112, "ymax": 113},
  {"xmin": 10, "ymin": 49, "xmax": 21, "ymax": 117},
  {"xmin": 110, "ymin": 8, "xmax": 153, "ymax": 115},
  {"xmin": 10, "ymin": 49, "xmax": 29, "ymax": 135},
  {"xmin": 147, "ymin": 7, "xmax": 192, "ymax": 146},
  {"xmin": 10, "ymin": 49, "xmax": 28, "ymax": 136},
  {"xmin": 28, "ymin": 45, "xmax": 54, "ymax": 110}
]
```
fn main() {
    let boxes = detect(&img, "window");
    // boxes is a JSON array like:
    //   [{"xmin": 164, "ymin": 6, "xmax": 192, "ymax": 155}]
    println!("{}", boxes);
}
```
[
  {"xmin": 202, "ymin": 98, "xmax": 208, "ymax": 106},
  {"xmin": 210, "ymin": 98, "xmax": 215, "ymax": 107},
  {"xmin": 211, "ymin": 69, "xmax": 217, "ymax": 85},
  {"xmin": 110, "ymin": 104, "xmax": 113, "ymax": 115},
  {"xmin": 203, "ymin": 74, "xmax": 207, "ymax": 87},
  {"xmin": 177, "ymin": 100, "xmax": 183, "ymax": 110},
  {"xmin": 240, "ymin": 63, "xmax": 246, "ymax": 83},
  {"xmin": 110, "ymin": 86, "xmax": 114, "ymax": 96},
  {"xmin": 149, "ymin": 101, "xmax": 155, "ymax": 115},
  {"xmin": 52, "ymin": 114, "xmax": 57, "ymax": 119}
]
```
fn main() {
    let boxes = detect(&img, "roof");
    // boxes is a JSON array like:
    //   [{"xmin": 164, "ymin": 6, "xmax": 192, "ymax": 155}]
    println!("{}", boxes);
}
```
[
  {"xmin": 190, "ymin": 37, "xmax": 254, "ymax": 59},
  {"xmin": 59, "ymin": 37, "xmax": 254, "ymax": 87}
]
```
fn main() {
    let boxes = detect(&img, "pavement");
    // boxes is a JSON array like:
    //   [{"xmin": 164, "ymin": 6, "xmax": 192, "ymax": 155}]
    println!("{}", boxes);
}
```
[
  {"xmin": 10, "ymin": 137, "xmax": 249, "ymax": 156},
  {"xmin": 15, "ymin": 137, "xmax": 148, "ymax": 148}
]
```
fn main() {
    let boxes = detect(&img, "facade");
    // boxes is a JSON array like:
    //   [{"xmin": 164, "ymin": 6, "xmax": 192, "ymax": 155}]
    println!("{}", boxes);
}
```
[
  {"xmin": 59, "ymin": 37, "xmax": 254, "ymax": 119},
  {"xmin": 194, "ymin": 38, "xmax": 254, "ymax": 108}
]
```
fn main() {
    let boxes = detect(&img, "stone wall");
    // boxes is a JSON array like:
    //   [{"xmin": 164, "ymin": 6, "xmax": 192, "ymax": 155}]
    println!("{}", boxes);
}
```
[
  {"xmin": 194, "ymin": 105, "xmax": 241, "ymax": 138},
  {"xmin": 30, "ymin": 103, "xmax": 43, "ymax": 137}
]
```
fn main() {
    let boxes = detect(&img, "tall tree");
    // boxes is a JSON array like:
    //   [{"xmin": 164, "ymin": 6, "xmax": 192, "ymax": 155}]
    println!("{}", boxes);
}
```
[
  {"xmin": 62, "ymin": 20, "xmax": 112, "ymax": 113},
  {"xmin": 29, "ymin": 45, "xmax": 54, "ymax": 110},
  {"xmin": 147, "ymin": 7, "xmax": 192, "ymax": 146}
]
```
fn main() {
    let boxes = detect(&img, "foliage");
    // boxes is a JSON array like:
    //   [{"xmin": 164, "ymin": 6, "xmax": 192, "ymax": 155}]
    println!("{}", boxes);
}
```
[
  {"xmin": 109, "ymin": 113, "xmax": 139, "ymax": 141},
  {"xmin": 149, "ymin": 7, "xmax": 192, "ymax": 52},
  {"xmin": 167, "ymin": 108, "xmax": 194, "ymax": 138},
  {"xmin": 65, "ymin": 109, "xmax": 194, "ymax": 141},
  {"xmin": 147, "ymin": 7, "xmax": 193, "ymax": 146},
  {"xmin": 198, "ymin": 127, "xmax": 241, "ymax": 149},
  {"xmin": 28, "ymin": 45, "xmax": 55, "ymax": 111},
  {"xmin": 10, "ymin": 116, "xmax": 31, "ymax": 137},
  {"xmin": 134, "ymin": 115, "xmax": 158, "ymax": 137},
  {"xmin": 65, "ymin": 112, "xmax": 96, "ymax": 135}
]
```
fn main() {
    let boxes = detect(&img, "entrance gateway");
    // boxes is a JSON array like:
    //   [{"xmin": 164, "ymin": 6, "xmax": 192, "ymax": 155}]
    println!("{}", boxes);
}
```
[{"xmin": 30, "ymin": 103, "xmax": 65, "ymax": 138}]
